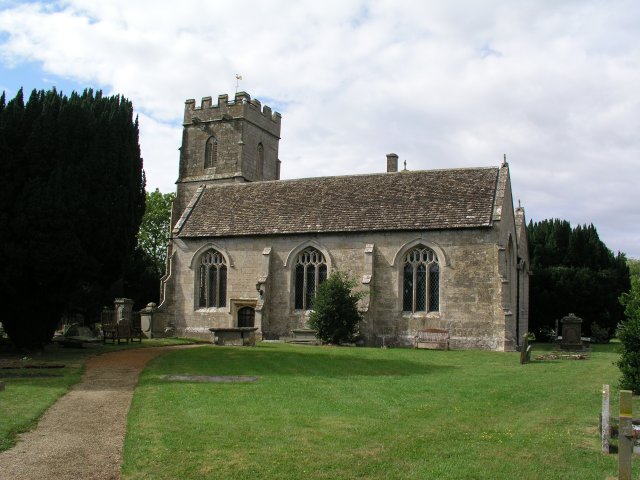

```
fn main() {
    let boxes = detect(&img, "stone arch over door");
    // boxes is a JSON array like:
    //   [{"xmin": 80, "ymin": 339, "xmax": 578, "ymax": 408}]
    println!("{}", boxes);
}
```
[{"xmin": 237, "ymin": 306, "xmax": 255, "ymax": 328}]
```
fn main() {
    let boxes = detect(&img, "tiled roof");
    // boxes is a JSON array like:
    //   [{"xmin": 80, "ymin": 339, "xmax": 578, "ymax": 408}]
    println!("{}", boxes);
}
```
[{"xmin": 175, "ymin": 167, "xmax": 500, "ymax": 238}]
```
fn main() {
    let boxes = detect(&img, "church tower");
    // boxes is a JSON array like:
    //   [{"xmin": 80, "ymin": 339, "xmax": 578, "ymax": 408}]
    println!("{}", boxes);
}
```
[{"xmin": 172, "ymin": 92, "xmax": 282, "ymax": 224}]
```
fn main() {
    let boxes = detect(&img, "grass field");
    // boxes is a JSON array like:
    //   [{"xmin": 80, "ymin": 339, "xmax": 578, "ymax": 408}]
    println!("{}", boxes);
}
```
[
  {"xmin": 122, "ymin": 343, "xmax": 639, "ymax": 479},
  {"xmin": 0, "ymin": 338, "xmax": 196, "ymax": 452}
]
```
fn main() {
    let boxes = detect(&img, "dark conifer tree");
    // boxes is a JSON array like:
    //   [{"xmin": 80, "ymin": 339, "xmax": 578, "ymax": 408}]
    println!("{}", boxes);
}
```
[
  {"xmin": 0, "ymin": 88, "xmax": 145, "ymax": 348},
  {"xmin": 527, "ymin": 219, "xmax": 630, "ymax": 339}
]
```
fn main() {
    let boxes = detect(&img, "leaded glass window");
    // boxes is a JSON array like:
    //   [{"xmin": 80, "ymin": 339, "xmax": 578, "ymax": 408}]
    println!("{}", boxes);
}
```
[
  {"xmin": 402, "ymin": 246, "xmax": 440, "ymax": 312},
  {"xmin": 204, "ymin": 136, "xmax": 217, "ymax": 168},
  {"xmin": 294, "ymin": 247, "xmax": 327, "ymax": 310},
  {"xmin": 198, "ymin": 249, "xmax": 227, "ymax": 308}
]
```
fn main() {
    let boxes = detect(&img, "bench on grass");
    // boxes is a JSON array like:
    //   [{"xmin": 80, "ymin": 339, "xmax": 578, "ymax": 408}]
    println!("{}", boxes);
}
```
[
  {"xmin": 101, "ymin": 313, "xmax": 117, "ymax": 344},
  {"xmin": 101, "ymin": 308, "xmax": 143, "ymax": 344},
  {"xmin": 415, "ymin": 328, "xmax": 450, "ymax": 350}
]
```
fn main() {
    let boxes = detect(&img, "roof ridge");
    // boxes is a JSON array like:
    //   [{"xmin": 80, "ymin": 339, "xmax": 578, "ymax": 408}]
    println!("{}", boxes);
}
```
[
  {"xmin": 204, "ymin": 165, "xmax": 501, "ymax": 189},
  {"xmin": 179, "ymin": 166, "xmax": 501, "ymax": 238}
]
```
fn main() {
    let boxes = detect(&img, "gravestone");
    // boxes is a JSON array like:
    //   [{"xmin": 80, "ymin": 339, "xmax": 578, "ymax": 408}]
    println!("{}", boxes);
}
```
[
  {"xmin": 560, "ymin": 313, "xmax": 584, "ymax": 350},
  {"xmin": 114, "ymin": 298, "xmax": 134, "ymax": 323},
  {"xmin": 519, "ymin": 334, "xmax": 532, "ymax": 364}
]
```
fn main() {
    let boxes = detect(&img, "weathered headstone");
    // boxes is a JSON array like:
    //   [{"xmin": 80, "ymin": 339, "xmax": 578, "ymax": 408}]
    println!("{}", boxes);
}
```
[
  {"xmin": 0, "ymin": 381, "xmax": 5, "ymax": 391},
  {"xmin": 519, "ymin": 334, "xmax": 532, "ymax": 364},
  {"xmin": 560, "ymin": 313, "xmax": 583, "ymax": 350},
  {"xmin": 139, "ymin": 302, "xmax": 157, "ymax": 339},
  {"xmin": 114, "ymin": 298, "xmax": 134, "ymax": 323}
]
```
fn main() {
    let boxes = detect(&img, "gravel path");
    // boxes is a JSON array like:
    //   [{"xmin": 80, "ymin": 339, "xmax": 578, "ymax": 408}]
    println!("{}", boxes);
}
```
[{"xmin": 0, "ymin": 345, "xmax": 198, "ymax": 480}]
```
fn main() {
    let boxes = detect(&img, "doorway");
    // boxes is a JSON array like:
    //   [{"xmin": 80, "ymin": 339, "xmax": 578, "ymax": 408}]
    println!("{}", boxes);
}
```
[{"xmin": 237, "ymin": 306, "xmax": 255, "ymax": 328}]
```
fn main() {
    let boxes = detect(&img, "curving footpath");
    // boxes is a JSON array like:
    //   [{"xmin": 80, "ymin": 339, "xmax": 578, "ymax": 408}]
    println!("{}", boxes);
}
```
[{"xmin": 0, "ymin": 345, "xmax": 199, "ymax": 480}]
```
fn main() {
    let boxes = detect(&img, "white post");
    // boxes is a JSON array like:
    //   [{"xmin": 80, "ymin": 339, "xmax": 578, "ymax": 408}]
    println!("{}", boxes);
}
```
[{"xmin": 601, "ymin": 384, "xmax": 610, "ymax": 453}]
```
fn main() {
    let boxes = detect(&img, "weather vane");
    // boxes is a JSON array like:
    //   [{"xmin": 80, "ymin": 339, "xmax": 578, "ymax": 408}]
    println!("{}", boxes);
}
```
[{"xmin": 235, "ymin": 74, "xmax": 243, "ymax": 93}]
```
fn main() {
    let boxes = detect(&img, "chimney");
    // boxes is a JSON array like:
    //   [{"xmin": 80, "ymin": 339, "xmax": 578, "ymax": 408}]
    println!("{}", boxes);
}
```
[{"xmin": 386, "ymin": 153, "xmax": 398, "ymax": 173}]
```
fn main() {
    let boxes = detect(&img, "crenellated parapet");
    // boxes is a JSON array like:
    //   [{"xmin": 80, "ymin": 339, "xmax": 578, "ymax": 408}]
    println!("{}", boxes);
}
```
[{"xmin": 184, "ymin": 91, "xmax": 281, "ymax": 138}]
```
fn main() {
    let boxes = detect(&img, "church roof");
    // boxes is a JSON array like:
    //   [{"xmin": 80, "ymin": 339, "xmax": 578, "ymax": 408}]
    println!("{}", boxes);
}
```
[{"xmin": 175, "ymin": 166, "xmax": 501, "ymax": 238}]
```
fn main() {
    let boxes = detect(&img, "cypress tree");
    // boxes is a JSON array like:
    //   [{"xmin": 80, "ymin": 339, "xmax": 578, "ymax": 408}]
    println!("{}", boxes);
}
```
[
  {"xmin": 527, "ymin": 219, "xmax": 630, "ymax": 339},
  {"xmin": 0, "ymin": 88, "xmax": 145, "ymax": 348}
]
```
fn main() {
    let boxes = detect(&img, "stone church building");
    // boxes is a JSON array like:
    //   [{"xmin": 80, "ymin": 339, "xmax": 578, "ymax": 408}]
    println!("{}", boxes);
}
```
[{"xmin": 155, "ymin": 91, "xmax": 529, "ymax": 351}]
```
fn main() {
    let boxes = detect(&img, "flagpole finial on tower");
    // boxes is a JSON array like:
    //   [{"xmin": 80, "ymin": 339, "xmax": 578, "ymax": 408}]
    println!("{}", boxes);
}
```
[{"xmin": 235, "ymin": 74, "xmax": 243, "ymax": 93}]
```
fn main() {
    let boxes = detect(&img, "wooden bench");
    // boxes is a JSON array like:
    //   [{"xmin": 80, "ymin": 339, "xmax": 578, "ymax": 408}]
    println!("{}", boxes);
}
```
[
  {"xmin": 115, "ymin": 319, "xmax": 132, "ymax": 344},
  {"xmin": 101, "ymin": 309, "xmax": 117, "ymax": 344},
  {"xmin": 415, "ymin": 329, "xmax": 450, "ymax": 350},
  {"xmin": 101, "ymin": 308, "xmax": 143, "ymax": 344}
]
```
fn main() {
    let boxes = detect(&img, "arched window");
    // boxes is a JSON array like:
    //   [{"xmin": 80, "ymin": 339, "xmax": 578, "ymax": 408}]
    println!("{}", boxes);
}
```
[
  {"xmin": 256, "ymin": 143, "xmax": 264, "ymax": 178},
  {"xmin": 198, "ymin": 249, "xmax": 227, "ymax": 308},
  {"xmin": 294, "ymin": 247, "xmax": 327, "ymax": 310},
  {"xmin": 204, "ymin": 136, "xmax": 217, "ymax": 168},
  {"xmin": 402, "ymin": 246, "xmax": 439, "ymax": 312}
]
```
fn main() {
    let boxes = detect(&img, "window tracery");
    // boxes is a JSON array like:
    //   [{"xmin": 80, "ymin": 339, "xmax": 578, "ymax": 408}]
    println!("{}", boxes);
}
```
[
  {"xmin": 402, "ymin": 246, "xmax": 439, "ymax": 312},
  {"xmin": 198, "ymin": 249, "xmax": 227, "ymax": 308},
  {"xmin": 294, "ymin": 247, "xmax": 327, "ymax": 310}
]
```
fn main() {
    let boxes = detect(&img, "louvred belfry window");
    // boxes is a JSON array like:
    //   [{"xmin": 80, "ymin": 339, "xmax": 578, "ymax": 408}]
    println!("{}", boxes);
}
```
[
  {"xmin": 256, "ymin": 143, "xmax": 264, "ymax": 178},
  {"xmin": 204, "ymin": 136, "xmax": 217, "ymax": 168}
]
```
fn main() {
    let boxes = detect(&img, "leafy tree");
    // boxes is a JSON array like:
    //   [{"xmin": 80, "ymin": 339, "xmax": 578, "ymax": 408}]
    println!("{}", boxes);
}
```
[
  {"xmin": 308, "ymin": 271, "xmax": 363, "ymax": 344},
  {"xmin": 120, "ymin": 189, "xmax": 174, "ymax": 309},
  {"xmin": 138, "ymin": 189, "xmax": 175, "ymax": 277},
  {"xmin": 628, "ymin": 258, "xmax": 640, "ymax": 277},
  {"xmin": 617, "ymin": 262, "xmax": 640, "ymax": 392},
  {"xmin": 527, "ymin": 219, "xmax": 629, "ymax": 339},
  {"xmin": 0, "ymin": 88, "xmax": 145, "ymax": 348},
  {"xmin": 121, "ymin": 246, "xmax": 162, "ymax": 310}
]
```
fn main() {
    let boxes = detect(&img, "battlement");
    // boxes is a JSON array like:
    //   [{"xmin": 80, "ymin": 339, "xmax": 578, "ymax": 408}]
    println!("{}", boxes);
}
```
[{"xmin": 184, "ymin": 91, "xmax": 281, "ymax": 135}]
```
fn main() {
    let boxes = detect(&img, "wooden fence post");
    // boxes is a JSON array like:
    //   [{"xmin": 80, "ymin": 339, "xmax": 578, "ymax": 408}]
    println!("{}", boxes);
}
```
[
  {"xmin": 618, "ymin": 390, "xmax": 633, "ymax": 480},
  {"xmin": 601, "ymin": 384, "xmax": 610, "ymax": 454}
]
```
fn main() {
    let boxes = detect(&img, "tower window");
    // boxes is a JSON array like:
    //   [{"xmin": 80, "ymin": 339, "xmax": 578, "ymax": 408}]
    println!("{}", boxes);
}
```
[
  {"xmin": 256, "ymin": 143, "xmax": 264, "ymax": 178},
  {"xmin": 402, "ymin": 246, "xmax": 439, "ymax": 312},
  {"xmin": 204, "ymin": 136, "xmax": 217, "ymax": 168},
  {"xmin": 294, "ymin": 247, "xmax": 327, "ymax": 310},
  {"xmin": 198, "ymin": 249, "xmax": 227, "ymax": 308}
]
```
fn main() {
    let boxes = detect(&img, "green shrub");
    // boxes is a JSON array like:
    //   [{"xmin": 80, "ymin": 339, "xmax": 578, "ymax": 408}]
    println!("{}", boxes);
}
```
[
  {"xmin": 618, "ymin": 274, "xmax": 640, "ymax": 393},
  {"xmin": 308, "ymin": 271, "xmax": 363, "ymax": 344},
  {"xmin": 616, "ymin": 318, "xmax": 640, "ymax": 393}
]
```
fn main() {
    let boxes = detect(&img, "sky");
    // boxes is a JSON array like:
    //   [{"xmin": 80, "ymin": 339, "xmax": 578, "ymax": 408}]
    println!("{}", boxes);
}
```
[{"xmin": 0, "ymin": 0, "xmax": 638, "ymax": 258}]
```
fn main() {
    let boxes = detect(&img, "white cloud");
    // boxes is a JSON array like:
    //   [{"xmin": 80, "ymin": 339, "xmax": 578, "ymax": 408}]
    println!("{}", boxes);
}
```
[{"xmin": 1, "ymin": 0, "xmax": 639, "ymax": 256}]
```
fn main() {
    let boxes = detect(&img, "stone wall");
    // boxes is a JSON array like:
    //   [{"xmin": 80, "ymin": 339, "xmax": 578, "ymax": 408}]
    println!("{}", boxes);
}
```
[{"xmin": 158, "ymin": 223, "xmax": 522, "ymax": 350}]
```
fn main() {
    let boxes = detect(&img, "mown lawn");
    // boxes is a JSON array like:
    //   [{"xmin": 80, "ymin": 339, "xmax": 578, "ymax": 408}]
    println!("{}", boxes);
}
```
[
  {"xmin": 122, "ymin": 343, "xmax": 639, "ymax": 479},
  {"xmin": 0, "ymin": 338, "xmax": 196, "ymax": 451}
]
